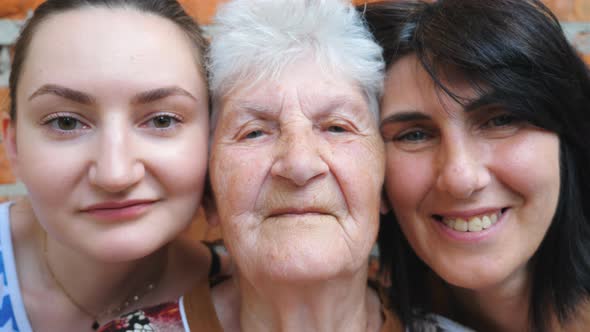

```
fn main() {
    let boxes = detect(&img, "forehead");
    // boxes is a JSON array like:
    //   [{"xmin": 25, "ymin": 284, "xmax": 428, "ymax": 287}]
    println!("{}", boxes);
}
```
[
  {"xmin": 221, "ymin": 60, "xmax": 367, "ymax": 113},
  {"xmin": 382, "ymin": 55, "xmax": 482, "ymax": 117},
  {"xmin": 20, "ymin": 7, "xmax": 202, "ymax": 95}
]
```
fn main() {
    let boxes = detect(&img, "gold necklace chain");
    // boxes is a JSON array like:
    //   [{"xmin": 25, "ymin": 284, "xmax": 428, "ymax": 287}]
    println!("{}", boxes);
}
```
[{"xmin": 42, "ymin": 231, "xmax": 163, "ymax": 330}]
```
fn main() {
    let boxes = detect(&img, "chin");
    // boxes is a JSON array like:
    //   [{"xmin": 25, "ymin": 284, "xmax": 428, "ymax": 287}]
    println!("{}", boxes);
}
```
[
  {"xmin": 435, "ymin": 263, "xmax": 516, "ymax": 291},
  {"xmin": 90, "ymin": 234, "xmax": 169, "ymax": 263},
  {"xmin": 255, "ymin": 246, "xmax": 361, "ymax": 284}
]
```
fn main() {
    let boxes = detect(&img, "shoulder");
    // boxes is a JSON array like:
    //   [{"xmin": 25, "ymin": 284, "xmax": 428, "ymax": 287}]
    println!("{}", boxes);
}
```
[{"xmin": 98, "ymin": 302, "xmax": 185, "ymax": 332}]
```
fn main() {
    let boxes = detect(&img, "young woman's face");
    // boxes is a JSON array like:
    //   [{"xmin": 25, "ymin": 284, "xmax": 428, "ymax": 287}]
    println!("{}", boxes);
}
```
[
  {"xmin": 7, "ymin": 8, "xmax": 209, "ymax": 262},
  {"xmin": 380, "ymin": 55, "xmax": 560, "ymax": 290}
]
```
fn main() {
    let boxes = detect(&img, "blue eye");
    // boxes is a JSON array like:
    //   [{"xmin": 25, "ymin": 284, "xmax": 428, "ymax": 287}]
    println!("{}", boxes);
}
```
[
  {"xmin": 245, "ymin": 130, "xmax": 264, "ymax": 139},
  {"xmin": 397, "ymin": 130, "xmax": 429, "ymax": 142}
]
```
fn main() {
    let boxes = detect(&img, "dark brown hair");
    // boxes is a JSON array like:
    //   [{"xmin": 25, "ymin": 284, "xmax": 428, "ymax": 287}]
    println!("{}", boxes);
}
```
[
  {"xmin": 361, "ymin": 1, "xmax": 590, "ymax": 331},
  {"xmin": 9, "ymin": 0, "xmax": 207, "ymax": 121}
]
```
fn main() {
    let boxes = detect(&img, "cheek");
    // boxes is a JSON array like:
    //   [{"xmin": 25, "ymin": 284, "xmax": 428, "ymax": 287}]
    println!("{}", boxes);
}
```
[
  {"xmin": 384, "ymin": 147, "xmax": 433, "ymax": 218},
  {"xmin": 210, "ymin": 147, "xmax": 268, "ymax": 218},
  {"xmin": 153, "ymin": 130, "xmax": 209, "ymax": 196},
  {"xmin": 333, "ymin": 138, "xmax": 384, "ymax": 213},
  {"xmin": 16, "ymin": 135, "xmax": 87, "ymax": 202},
  {"xmin": 492, "ymin": 132, "xmax": 560, "ymax": 213}
]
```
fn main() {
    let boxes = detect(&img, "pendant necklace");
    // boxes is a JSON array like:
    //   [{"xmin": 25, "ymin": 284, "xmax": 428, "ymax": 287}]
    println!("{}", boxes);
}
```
[{"xmin": 42, "ymin": 232, "xmax": 163, "ymax": 330}]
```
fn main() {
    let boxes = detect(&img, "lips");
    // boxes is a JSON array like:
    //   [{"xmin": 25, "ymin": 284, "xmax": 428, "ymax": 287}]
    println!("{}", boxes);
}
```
[
  {"xmin": 267, "ymin": 206, "xmax": 332, "ymax": 218},
  {"xmin": 269, "ymin": 209, "xmax": 326, "ymax": 218},
  {"xmin": 81, "ymin": 199, "xmax": 158, "ymax": 221}
]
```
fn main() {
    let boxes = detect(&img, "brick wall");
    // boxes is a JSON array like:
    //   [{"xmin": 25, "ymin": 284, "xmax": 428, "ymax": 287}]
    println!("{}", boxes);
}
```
[{"xmin": 0, "ymin": 0, "xmax": 588, "ymax": 240}]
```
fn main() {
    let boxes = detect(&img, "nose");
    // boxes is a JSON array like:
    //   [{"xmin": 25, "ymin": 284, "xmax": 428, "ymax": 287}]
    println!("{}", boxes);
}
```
[
  {"xmin": 88, "ymin": 125, "xmax": 144, "ymax": 193},
  {"xmin": 435, "ymin": 137, "xmax": 490, "ymax": 199},
  {"xmin": 270, "ymin": 127, "xmax": 329, "ymax": 186}
]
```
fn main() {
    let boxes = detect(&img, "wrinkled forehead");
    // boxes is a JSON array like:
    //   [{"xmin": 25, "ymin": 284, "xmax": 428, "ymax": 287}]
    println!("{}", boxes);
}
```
[{"xmin": 212, "ymin": 60, "xmax": 371, "ymax": 128}]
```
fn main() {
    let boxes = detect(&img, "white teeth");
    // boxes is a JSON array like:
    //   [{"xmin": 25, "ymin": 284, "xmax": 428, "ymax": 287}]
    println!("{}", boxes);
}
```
[
  {"xmin": 444, "ymin": 219, "xmax": 455, "ymax": 228},
  {"xmin": 443, "ymin": 211, "xmax": 502, "ymax": 233},
  {"xmin": 482, "ymin": 216, "xmax": 491, "ymax": 229},
  {"xmin": 454, "ymin": 219, "xmax": 468, "ymax": 232},
  {"xmin": 468, "ymin": 217, "xmax": 482, "ymax": 232}
]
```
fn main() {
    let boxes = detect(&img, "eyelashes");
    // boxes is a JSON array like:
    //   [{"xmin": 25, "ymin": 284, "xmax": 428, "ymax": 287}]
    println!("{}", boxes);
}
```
[{"xmin": 40, "ymin": 111, "xmax": 185, "ymax": 138}]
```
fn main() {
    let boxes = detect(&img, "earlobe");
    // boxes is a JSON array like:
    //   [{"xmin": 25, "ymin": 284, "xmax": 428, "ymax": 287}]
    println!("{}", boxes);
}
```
[{"xmin": 1, "ymin": 114, "xmax": 18, "ymax": 177}]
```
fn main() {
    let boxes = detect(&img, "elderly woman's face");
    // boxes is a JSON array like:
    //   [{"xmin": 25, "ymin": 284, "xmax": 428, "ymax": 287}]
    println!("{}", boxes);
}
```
[
  {"xmin": 210, "ymin": 60, "xmax": 384, "ymax": 282},
  {"xmin": 380, "ymin": 55, "xmax": 560, "ymax": 290}
]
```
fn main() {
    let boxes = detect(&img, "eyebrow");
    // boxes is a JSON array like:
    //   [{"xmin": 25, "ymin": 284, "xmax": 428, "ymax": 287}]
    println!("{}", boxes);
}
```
[
  {"xmin": 29, "ymin": 84, "xmax": 95, "ymax": 104},
  {"xmin": 131, "ymin": 86, "xmax": 197, "ymax": 105},
  {"xmin": 28, "ymin": 84, "xmax": 197, "ymax": 105},
  {"xmin": 380, "ymin": 111, "xmax": 431, "ymax": 128}
]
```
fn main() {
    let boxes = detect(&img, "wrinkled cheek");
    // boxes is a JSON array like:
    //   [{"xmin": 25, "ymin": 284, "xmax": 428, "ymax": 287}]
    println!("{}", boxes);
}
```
[{"xmin": 210, "ymin": 152, "xmax": 259, "ymax": 219}]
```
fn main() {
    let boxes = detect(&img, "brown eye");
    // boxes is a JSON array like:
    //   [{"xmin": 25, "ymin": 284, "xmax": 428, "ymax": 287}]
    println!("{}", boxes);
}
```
[
  {"xmin": 152, "ymin": 115, "xmax": 173, "ymax": 128},
  {"xmin": 56, "ymin": 117, "xmax": 79, "ymax": 131},
  {"xmin": 327, "ymin": 125, "xmax": 346, "ymax": 133}
]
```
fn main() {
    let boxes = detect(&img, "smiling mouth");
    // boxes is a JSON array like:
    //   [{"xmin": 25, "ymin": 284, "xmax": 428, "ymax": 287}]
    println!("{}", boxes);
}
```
[{"xmin": 433, "ymin": 208, "xmax": 508, "ymax": 232}]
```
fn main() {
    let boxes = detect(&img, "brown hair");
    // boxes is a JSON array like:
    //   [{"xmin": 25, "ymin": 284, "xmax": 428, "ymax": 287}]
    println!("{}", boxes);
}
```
[{"xmin": 9, "ymin": 0, "xmax": 207, "ymax": 121}]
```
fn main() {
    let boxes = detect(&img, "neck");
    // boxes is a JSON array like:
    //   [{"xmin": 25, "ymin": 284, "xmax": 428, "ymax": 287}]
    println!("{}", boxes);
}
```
[
  {"xmin": 449, "ymin": 267, "xmax": 531, "ymax": 332},
  {"xmin": 235, "ymin": 267, "xmax": 382, "ymax": 332},
  {"xmin": 43, "ymin": 231, "xmax": 167, "ymax": 322}
]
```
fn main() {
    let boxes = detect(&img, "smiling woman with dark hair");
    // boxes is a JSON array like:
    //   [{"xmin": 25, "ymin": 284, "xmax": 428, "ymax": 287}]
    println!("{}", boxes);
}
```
[{"xmin": 362, "ymin": 0, "xmax": 590, "ymax": 331}]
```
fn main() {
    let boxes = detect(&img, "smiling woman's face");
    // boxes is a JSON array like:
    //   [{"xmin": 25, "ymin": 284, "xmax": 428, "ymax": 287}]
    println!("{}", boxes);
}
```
[
  {"xmin": 380, "ymin": 55, "xmax": 560, "ymax": 290},
  {"xmin": 210, "ymin": 60, "xmax": 385, "ymax": 283}
]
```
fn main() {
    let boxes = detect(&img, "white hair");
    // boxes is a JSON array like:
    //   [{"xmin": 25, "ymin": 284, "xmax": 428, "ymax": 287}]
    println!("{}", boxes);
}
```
[{"xmin": 207, "ymin": 0, "xmax": 384, "ymax": 120}]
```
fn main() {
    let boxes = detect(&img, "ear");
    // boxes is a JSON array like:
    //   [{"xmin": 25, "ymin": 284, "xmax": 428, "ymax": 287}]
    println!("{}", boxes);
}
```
[{"xmin": 2, "ymin": 113, "xmax": 18, "ymax": 178}]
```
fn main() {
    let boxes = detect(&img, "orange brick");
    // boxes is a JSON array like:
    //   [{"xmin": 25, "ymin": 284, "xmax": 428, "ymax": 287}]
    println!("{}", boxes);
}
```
[
  {"xmin": 0, "ymin": 145, "xmax": 16, "ymax": 185},
  {"xmin": 180, "ymin": 0, "xmax": 227, "ymax": 25},
  {"xmin": 0, "ymin": 0, "xmax": 44, "ymax": 19},
  {"xmin": 575, "ymin": 0, "xmax": 590, "ymax": 20},
  {"xmin": 547, "ymin": 0, "xmax": 577, "ymax": 20}
]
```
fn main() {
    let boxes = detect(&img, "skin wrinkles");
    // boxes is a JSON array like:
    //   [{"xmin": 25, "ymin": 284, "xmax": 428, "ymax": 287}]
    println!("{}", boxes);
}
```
[{"xmin": 210, "ymin": 60, "xmax": 384, "ymax": 284}]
